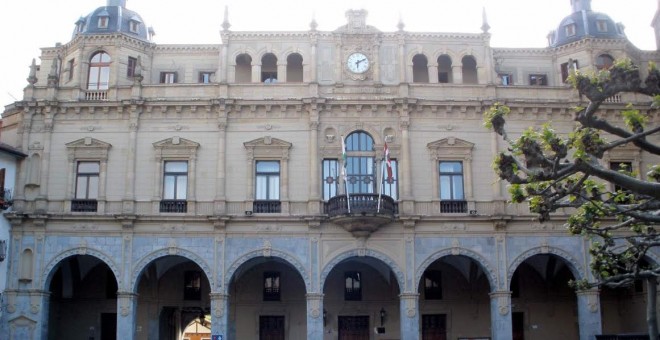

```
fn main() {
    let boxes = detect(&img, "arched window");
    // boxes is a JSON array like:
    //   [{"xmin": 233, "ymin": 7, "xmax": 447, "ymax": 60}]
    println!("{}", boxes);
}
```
[
  {"xmin": 235, "ymin": 54, "xmax": 252, "ymax": 83},
  {"xmin": 595, "ymin": 54, "xmax": 615, "ymax": 70},
  {"xmin": 87, "ymin": 51, "xmax": 111, "ymax": 90},
  {"xmin": 462, "ymin": 56, "xmax": 478, "ymax": 84},
  {"xmin": 412, "ymin": 54, "xmax": 429, "ymax": 83},
  {"xmin": 438, "ymin": 55, "xmax": 452, "ymax": 83},
  {"xmin": 286, "ymin": 53, "xmax": 303, "ymax": 82},
  {"xmin": 345, "ymin": 131, "xmax": 375, "ymax": 194},
  {"xmin": 261, "ymin": 53, "xmax": 278, "ymax": 83}
]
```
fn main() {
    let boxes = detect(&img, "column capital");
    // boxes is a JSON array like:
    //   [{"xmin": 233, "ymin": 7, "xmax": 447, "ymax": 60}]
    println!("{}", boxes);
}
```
[
  {"xmin": 489, "ymin": 290, "xmax": 511, "ymax": 316},
  {"xmin": 576, "ymin": 288, "xmax": 600, "ymax": 296},
  {"xmin": 116, "ymin": 291, "xmax": 138, "ymax": 299},
  {"xmin": 305, "ymin": 293, "xmax": 324, "ymax": 300},
  {"xmin": 209, "ymin": 292, "xmax": 229, "ymax": 300}
]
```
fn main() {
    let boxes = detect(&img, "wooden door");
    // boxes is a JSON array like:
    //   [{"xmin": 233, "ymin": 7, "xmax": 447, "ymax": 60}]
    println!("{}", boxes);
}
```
[
  {"xmin": 422, "ymin": 314, "xmax": 447, "ymax": 340},
  {"xmin": 259, "ymin": 315, "xmax": 285, "ymax": 340},
  {"xmin": 338, "ymin": 316, "xmax": 369, "ymax": 340}
]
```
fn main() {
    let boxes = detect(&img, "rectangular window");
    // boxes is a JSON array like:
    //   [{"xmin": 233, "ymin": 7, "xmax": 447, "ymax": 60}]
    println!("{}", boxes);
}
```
[
  {"xmin": 67, "ymin": 59, "xmax": 75, "ymax": 81},
  {"xmin": 610, "ymin": 161, "xmax": 633, "ymax": 193},
  {"xmin": 322, "ymin": 159, "xmax": 339, "ymax": 201},
  {"xmin": 160, "ymin": 161, "xmax": 187, "ymax": 213},
  {"xmin": 596, "ymin": 20, "xmax": 608, "ymax": 32},
  {"xmin": 160, "ymin": 72, "xmax": 177, "ymax": 84},
  {"xmin": 344, "ymin": 271, "xmax": 362, "ymax": 301},
  {"xmin": 263, "ymin": 272, "xmax": 281, "ymax": 301},
  {"xmin": 565, "ymin": 23, "xmax": 576, "ymax": 36},
  {"xmin": 561, "ymin": 60, "xmax": 579, "ymax": 83},
  {"xmin": 199, "ymin": 72, "xmax": 214, "ymax": 84},
  {"xmin": 73, "ymin": 161, "xmax": 100, "ymax": 212},
  {"xmin": 424, "ymin": 270, "xmax": 442, "ymax": 300},
  {"xmin": 439, "ymin": 161, "xmax": 466, "ymax": 213},
  {"xmin": 529, "ymin": 74, "xmax": 548, "ymax": 86},
  {"xmin": 127, "ymin": 57, "xmax": 137, "ymax": 77},
  {"xmin": 254, "ymin": 161, "xmax": 281, "ymax": 213},
  {"xmin": 499, "ymin": 73, "xmax": 512, "ymax": 86},
  {"xmin": 98, "ymin": 16, "xmax": 108, "ymax": 29},
  {"xmin": 184, "ymin": 271, "xmax": 202, "ymax": 300},
  {"xmin": 129, "ymin": 20, "xmax": 139, "ymax": 33},
  {"xmin": 382, "ymin": 159, "xmax": 398, "ymax": 200}
]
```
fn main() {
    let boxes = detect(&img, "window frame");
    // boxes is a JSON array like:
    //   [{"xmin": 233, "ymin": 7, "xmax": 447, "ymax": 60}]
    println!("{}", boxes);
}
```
[
  {"xmin": 344, "ymin": 131, "xmax": 376, "ymax": 195},
  {"xmin": 528, "ymin": 74, "xmax": 548, "ymax": 86},
  {"xmin": 322, "ymin": 158, "xmax": 339, "ymax": 201},
  {"xmin": 427, "ymin": 137, "xmax": 474, "ymax": 212},
  {"xmin": 127, "ymin": 56, "xmax": 137, "ymax": 78},
  {"xmin": 344, "ymin": 271, "xmax": 362, "ymax": 301},
  {"xmin": 75, "ymin": 161, "xmax": 100, "ymax": 200},
  {"xmin": 163, "ymin": 160, "xmax": 188, "ymax": 200},
  {"xmin": 87, "ymin": 51, "xmax": 111, "ymax": 90},
  {"xmin": 565, "ymin": 23, "xmax": 576, "ymax": 37},
  {"xmin": 498, "ymin": 73, "xmax": 513, "ymax": 86},
  {"xmin": 98, "ymin": 16, "xmax": 109, "ymax": 29},
  {"xmin": 263, "ymin": 271, "xmax": 281, "ymax": 301},
  {"xmin": 65, "ymin": 137, "xmax": 111, "ymax": 213},
  {"xmin": 382, "ymin": 158, "xmax": 398, "ymax": 200},
  {"xmin": 424, "ymin": 270, "xmax": 443, "ymax": 300},
  {"xmin": 153, "ymin": 137, "xmax": 200, "ymax": 214},
  {"xmin": 198, "ymin": 71, "xmax": 214, "ymax": 84},
  {"xmin": 244, "ymin": 136, "xmax": 292, "ymax": 214},
  {"xmin": 184, "ymin": 271, "xmax": 202, "ymax": 301},
  {"xmin": 160, "ymin": 71, "xmax": 177, "ymax": 84}
]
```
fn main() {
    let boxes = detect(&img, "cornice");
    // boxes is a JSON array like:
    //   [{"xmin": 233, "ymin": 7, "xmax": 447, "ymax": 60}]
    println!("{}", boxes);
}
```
[{"xmin": 154, "ymin": 44, "xmax": 221, "ymax": 53}]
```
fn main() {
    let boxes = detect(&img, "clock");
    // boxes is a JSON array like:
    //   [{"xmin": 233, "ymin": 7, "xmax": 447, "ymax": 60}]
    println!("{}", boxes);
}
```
[{"xmin": 346, "ymin": 52, "xmax": 370, "ymax": 74}]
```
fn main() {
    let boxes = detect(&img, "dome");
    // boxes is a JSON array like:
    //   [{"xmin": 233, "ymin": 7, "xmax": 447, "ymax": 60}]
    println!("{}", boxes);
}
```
[
  {"xmin": 72, "ymin": 0, "xmax": 151, "ymax": 42},
  {"xmin": 549, "ymin": 0, "xmax": 626, "ymax": 47}
]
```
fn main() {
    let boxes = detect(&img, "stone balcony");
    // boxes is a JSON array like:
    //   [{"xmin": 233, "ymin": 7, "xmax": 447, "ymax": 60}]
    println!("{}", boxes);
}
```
[{"xmin": 324, "ymin": 193, "xmax": 397, "ymax": 237}]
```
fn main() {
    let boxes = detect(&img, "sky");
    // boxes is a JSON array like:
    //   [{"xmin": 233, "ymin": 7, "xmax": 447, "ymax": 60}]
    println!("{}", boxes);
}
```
[{"xmin": 0, "ymin": 0, "xmax": 657, "ymax": 108}]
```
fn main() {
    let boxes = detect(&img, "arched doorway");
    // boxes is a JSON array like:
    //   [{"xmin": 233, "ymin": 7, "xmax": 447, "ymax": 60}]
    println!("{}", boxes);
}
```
[
  {"xmin": 227, "ymin": 257, "xmax": 307, "ymax": 340},
  {"xmin": 135, "ymin": 255, "xmax": 211, "ymax": 340},
  {"xmin": 510, "ymin": 254, "xmax": 578, "ymax": 340},
  {"xmin": 418, "ymin": 255, "xmax": 491, "ymax": 340},
  {"xmin": 323, "ymin": 256, "xmax": 401, "ymax": 340},
  {"xmin": 47, "ymin": 254, "xmax": 118, "ymax": 340}
]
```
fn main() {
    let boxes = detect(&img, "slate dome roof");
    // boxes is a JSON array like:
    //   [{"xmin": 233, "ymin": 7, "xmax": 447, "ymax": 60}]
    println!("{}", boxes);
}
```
[
  {"xmin": 550, "ymin": 0, "xmax": 626, "ymax": 47},
  {"xmin": 72, "ymin": 0, "xmax": 151, "ymax": 42}
]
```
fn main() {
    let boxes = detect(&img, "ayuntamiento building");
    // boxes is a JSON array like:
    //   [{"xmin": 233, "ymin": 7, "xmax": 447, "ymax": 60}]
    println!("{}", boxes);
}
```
[{"xmin": 1, "ymin": 0, "xmax": 659, "ymax": 339}]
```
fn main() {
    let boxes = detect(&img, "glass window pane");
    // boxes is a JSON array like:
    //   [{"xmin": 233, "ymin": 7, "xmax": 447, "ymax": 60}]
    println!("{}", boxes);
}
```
[
  {"xmin": 176, "ymin": 176, "xmax": 187, "ymax": 199},
  {"xmin": 440, "ymin": 162, "xmax": 462, "ymax": 173},
  {"xmin": 440, "ymin": 176, "xmax": 451, "ymax": 199},
  {"xmin": 257, "ymin": 161, "xmax": 279, "ymax": 172},
  {"xmin": 256, "ymin": 176, "xmax": 268, "ymax": 199},
  {"xmin": 163, "ymin": 176, "xmax": 175, "ymax": 199},
  {"xmin": 99, "ymin": 67, "xmax": 110, "ymax": 89},
  {"xmin": 88, "ymin": 176, "xmax": 99, "ymax": 199},
  {"xmin": 78, "ymin": 162, "xmax": 99, "ymax": 173},
  {"xmin": 76, "ymin": 177, "xmax": 88, "ymax": 198},
  {"xmin": 165, "ymin": 161, "xmax": 188, "ymax": 172},
  {"xmin": 452, "ymin": 176, "xmax": 464, "ymax": 199},
  {"xmin": 269, "ymin": 176, "xmax": 280, "ymax": 199}
]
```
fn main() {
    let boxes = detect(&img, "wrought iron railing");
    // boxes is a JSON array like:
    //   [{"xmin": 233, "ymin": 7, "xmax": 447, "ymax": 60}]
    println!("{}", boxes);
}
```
[
  {"xmin": 71, "ymin": 199, "xmax": 98, "ymax": 212},
  {"xmin": 160, "ymin": 200, "xmax": 187, "ymax": 213},
  {"xmin": 253, "ymin": 200, "xmax": 282, "ymax": 213},
  {"xmin": 324, "ymin": 194, "xmax": 397, "ymax": 217},
  {"xmin": 440, "ymin": 200, "xmax": 467, "ymax": 213}
]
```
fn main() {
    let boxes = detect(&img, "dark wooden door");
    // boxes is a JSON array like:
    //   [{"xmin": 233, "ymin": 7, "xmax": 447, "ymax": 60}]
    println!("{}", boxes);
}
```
[
  {"xmin": 422, "ymin": 314, "xmax": 447, "ymax": 340},
  {"xmin": 338, "ymin": 316, "xmax": 370, "ymax": 340},
  {"xmin": 513, "ymin": 312, "xmax": 525, "ymax": 340},
  {"xmin": 259, "ymin": 315, "xmax": 285, "ymax": 340}
]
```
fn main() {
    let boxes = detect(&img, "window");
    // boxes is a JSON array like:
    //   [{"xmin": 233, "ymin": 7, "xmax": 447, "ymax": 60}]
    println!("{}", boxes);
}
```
[
  {"xmin": 596, "ymin": 20, "xmax": 608, "ymax": 32},
  {"xmin": 255, "ymin": 161, "xmax": 281, "ymax": 213},
  {"xmin": 561, "ymin": 59, "xmax": 579, "ymax": 83},
  {"xmin": 87, "ymin": 52, "xmax": 111, "ymax": 90},
  {"xmin": 382, "ymin": 159, "xmax": 398, "ymax": 200},
  {"xmin": 345, "ymin": 131, "xmax": 375, "ymax": 194},
  {"xmin": 424, "ymin": 270, "xmax": 442, "ymax": 300},
  {"xmin": 261, "ymin": 53, "xmax": 278, "ymax": 83},
  {"xmin": 439, "ymin": 161, "xmax": 466, "ymax": 213},
  {"xmin": 565, "ymin": 23, "xmax": 576, "ymax": 37},
  {"xmin": 529, "ymin": 74, "xmax": 548, "ymax": 86},
  {"xmin": 610, "ymin": 161, "xmax": 633, "ymax": 193},
  {"xmin": 72, "ymin": 161, "xmax": 99, "ymax": 212},
  {"xmin": 160, "ymin": 72, "xmax": 177, "ymax": 84},
  {"xmin": 322, "ymin": 159, "xmax": 339, "ymax": 200},
  {"xmin": 98, "ymin": 15, "xmax": 109, "ymax": 29},
  {"xmin": 263, "ymin": 272, "xmax": 281, "ymax": 301},
  {"xmin": 127, "ymin": 57, "xmax": 137, "ymax": 78},
  {"xmin": 438, "ymin": 55, "xmax": 452, "ymax": 83},
  {"xmin": 199, "ymin": 72, "xmax": 214, "ymax": 84},
  {"xmin": 184, "ymin": 271, "xmax": 202, "ymax": 300},
  {"xmin": 235, "ymin": 54, "xmax": 252, "ymax": 83},
  {"xmin": 461, "ymin": 55, "xmax": 478, "ymax": 84},
  {"xmin": 129, "ymin": 19, "xmax": 140, "ymax": 33},
  {"xmin": 161, "ymin": 161, "xmax": 188, "ymax": 213},
  {"xmin": 67, "ymin": 59, "xmax": 75, "ymax": 81},
  {"xmin": 286, "ymin": 53, "xmax": 304, "ymax": 82},
  {"xmin": 498, "ymin": 73, "xmax": 512, "ymax": 86},
  {"xmin": 344, "ymin": 271, "xmax": 362, "ymax": 301},
  {"xmin": 596, "ymin": 54, "xmax": 615, "ymax": 70}
]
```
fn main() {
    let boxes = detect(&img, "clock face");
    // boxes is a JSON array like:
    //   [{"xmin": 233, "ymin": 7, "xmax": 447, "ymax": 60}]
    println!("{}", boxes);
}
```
[{"xmin": 346, "ymin": 52, "xmax": 370, "ymax": 74}]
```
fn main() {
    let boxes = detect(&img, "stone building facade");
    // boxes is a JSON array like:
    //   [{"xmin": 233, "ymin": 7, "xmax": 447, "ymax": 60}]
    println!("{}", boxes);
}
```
[{"xmin": 1, "ymin": 0, "xmax": 659, "ymax": 339}]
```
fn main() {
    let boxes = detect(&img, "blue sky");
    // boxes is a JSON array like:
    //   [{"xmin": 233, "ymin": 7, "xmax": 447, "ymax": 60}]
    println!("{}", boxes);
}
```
[{"xmin": 0, "ymin": 0, "xmax": 656, "ymax": 107}]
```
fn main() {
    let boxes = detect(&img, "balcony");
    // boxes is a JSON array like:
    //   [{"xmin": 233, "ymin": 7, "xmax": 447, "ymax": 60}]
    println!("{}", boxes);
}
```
[
  {"xmin": 253, "ymin": 200, "xmax": 282, "ymax": 213},
  {"xmin": 84, "ymin": 90, "xmax": 108, "ymax": 101},
  {"xmin": 160, "ymin": 200, "xmax": 187, "ymax": 213},
  {"xmin": 440, "ymin": 200, "xmax": 467, "ymax": 213},
  {"xmin": 71, "ymin": 199, "xmax": 98, "ymax": 212},
  {"xmin": 325, "ymin": 194, "xmax": 397, "ymax": 237}
]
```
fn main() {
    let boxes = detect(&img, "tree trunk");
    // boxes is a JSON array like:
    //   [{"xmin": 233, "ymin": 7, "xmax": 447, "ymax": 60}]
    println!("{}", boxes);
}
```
[{"xmin": 647, "ymin": 276, "xmax": 659, "ymax": 340}]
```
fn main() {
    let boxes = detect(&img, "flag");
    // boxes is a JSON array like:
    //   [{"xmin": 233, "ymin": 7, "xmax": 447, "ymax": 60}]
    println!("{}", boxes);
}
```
[
  {"xmin": 341, "ymin": 135, "xmax": 351, "ymax": 213},
  {"xmin": 384, "ymin": 142, "xmax": 393, "ymax": 181}
]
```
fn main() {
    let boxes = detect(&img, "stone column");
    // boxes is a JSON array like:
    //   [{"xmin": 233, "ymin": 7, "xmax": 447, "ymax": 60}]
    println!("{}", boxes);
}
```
[
  {"xmin": 277, "ymin": 63, "xmax": 287, "ymax": 82},
  {"xmin": 452, "ymin": 65, "xmax": 463, "ymax": 84},
  {"xmin": 576, "ymin": 289, "xmax": 602, "ymax": 340},
  {"xmin": 428, "ymin": 64, "xmax": 439, "ymax": 83},
  {"xmin": 306, "ymin": 293, "xmax": 324, "ymax": 339},
  {"xmin": 116, "ymin": 292, "xmax": 138, "ymax": 339},
  {"xmin": 399, "ymin": 293, "xmax": 419, "ymax": 340},
  {"xmin": 210, "ymin": 293, "xmax": 229, "ymax": 340},
  {"xmin": 251, "ymin": 63, "xmax": 261, "ymax": 83},
  {"xmin": 123, "ymin": 106, "xmax": 140, "ymax": 214},
  {"xmin": 489, "ymin": 291, "xmax": 513, "ymax": 340},
  {"xmin": 308, "ymin": 120, "xmax": 320, "ymax": 214},
  {"xmin": 215, "ymin": 113, "xmax": 227, "ymax": 214}
]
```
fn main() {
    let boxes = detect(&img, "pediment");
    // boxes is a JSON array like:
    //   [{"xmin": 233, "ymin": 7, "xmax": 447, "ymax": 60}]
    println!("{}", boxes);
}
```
[
  {"xmin": 152, "ymin": 136, "xmax": 200, "ymax": 149},
  {"xmin": 66, "ymin": 137, "xmax": 112, "ymax": 149},
  {"xmin": 427, "ymin": 137, "xmax": 474, "ymax": 150},
  {"xmin": 244, "ymin": 136, "xmax": 292, "ymax": 159},
  {"xmin": 243, "ymin": 136, "xmax": 292, "ymax": 149}
]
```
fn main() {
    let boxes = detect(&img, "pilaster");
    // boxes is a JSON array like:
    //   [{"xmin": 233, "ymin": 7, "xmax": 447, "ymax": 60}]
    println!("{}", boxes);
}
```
[
  {"xmin": 116, "ymin": 292, "xmax": 138, "ymax": 339},
  {"xmin": 399, "ymin": 292, "xmax": 419, "ymax": 340},
  {"xmin": 489, "ymin": 290, "xmax": 512, "ymax": 340},
  {"xmin": 576, "ymin": 289, "xmax": 602, "ymax": 340}
]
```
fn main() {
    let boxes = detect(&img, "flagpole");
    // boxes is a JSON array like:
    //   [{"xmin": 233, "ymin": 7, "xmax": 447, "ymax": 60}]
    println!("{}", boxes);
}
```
[
  {"xmin": 377, "ymin": 157, "xmax": 384, "ymax": 213},
  {"xmin": 341, "ymin": 136, "xmax": 351, "ymax": 213}
]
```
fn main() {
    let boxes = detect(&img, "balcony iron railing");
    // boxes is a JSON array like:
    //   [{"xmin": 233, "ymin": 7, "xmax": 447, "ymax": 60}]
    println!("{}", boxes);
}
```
[
  {"xmin": 440, "ymin": 200, "xmax": 467, "ymax": 213},
  {"xmin": 253, "ymin": 200, "xmax": 282, "ymax": 213},
  {"xmin": 325, "ymin": 194, "xmax": 397, "ymax": 217},
  {"xmin": 160, "ymin": 200, "xmax": 187, "ymax": 213},
  {"xmin": 71, "ymin": 199, "xmax": 98, "ymax": 212}
]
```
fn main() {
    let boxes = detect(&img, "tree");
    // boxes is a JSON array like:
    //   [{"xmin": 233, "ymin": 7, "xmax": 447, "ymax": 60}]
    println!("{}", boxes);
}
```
[{"xmin": 484, "ymin": 59, "xmax": 660, "ymax": 338}]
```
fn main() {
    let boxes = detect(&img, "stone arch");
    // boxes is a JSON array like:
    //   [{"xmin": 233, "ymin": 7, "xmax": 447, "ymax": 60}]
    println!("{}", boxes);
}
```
[
  {"xmin": 416, "ymin": 247, "xmax": 497, "ymax": 291},
  {"xmin": 229, "ymin": 49, "xmax": 258, "ymax": 66},
  {"xmin": 224, "ymin": 249, "xmax": 311, "ymax": 293},
  {"xmin": 41, "ymin": 247, "xmax": 120, "ymax": 290},
  {"xmin": 320, "ymin": 249, "xmax": 405, "ymax": 292},
  {"xmin": 256, "ymin": 48, "xmax": 282, "ymax": 63},
  {"xmin": 339, "ymin": 126, "xmax": 383, "ymax": 145},
  {"xmin": 406, "ymin": 49, "xmax": 429, "ymax": 65},
  {"xmin": 507, "ymin": 246, "xmax": 585, "ymax": 285},
  {"xmin": 282, "ymin": 48, "xmax": 306, "ymax": 63},
  {"xmin": 130, "ymin": 247, "xmax": 213, "ymax": 292}
]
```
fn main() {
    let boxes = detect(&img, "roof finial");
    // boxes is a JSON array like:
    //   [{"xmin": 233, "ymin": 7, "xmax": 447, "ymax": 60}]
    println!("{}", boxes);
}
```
[
  {"xmin": 481, "ymin": 7, "xmax": 490, "ymax": 33},
  {"xmin": 222, "ymin": 6, "xmax": 231, "ymax": 31},
  {"xmin": 310, "ymin": 12, "xmax": 318, "ymax": 31},
  {"xmin": 397, "ymin": 12, "xmax": 405, "ymax": 31}
]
